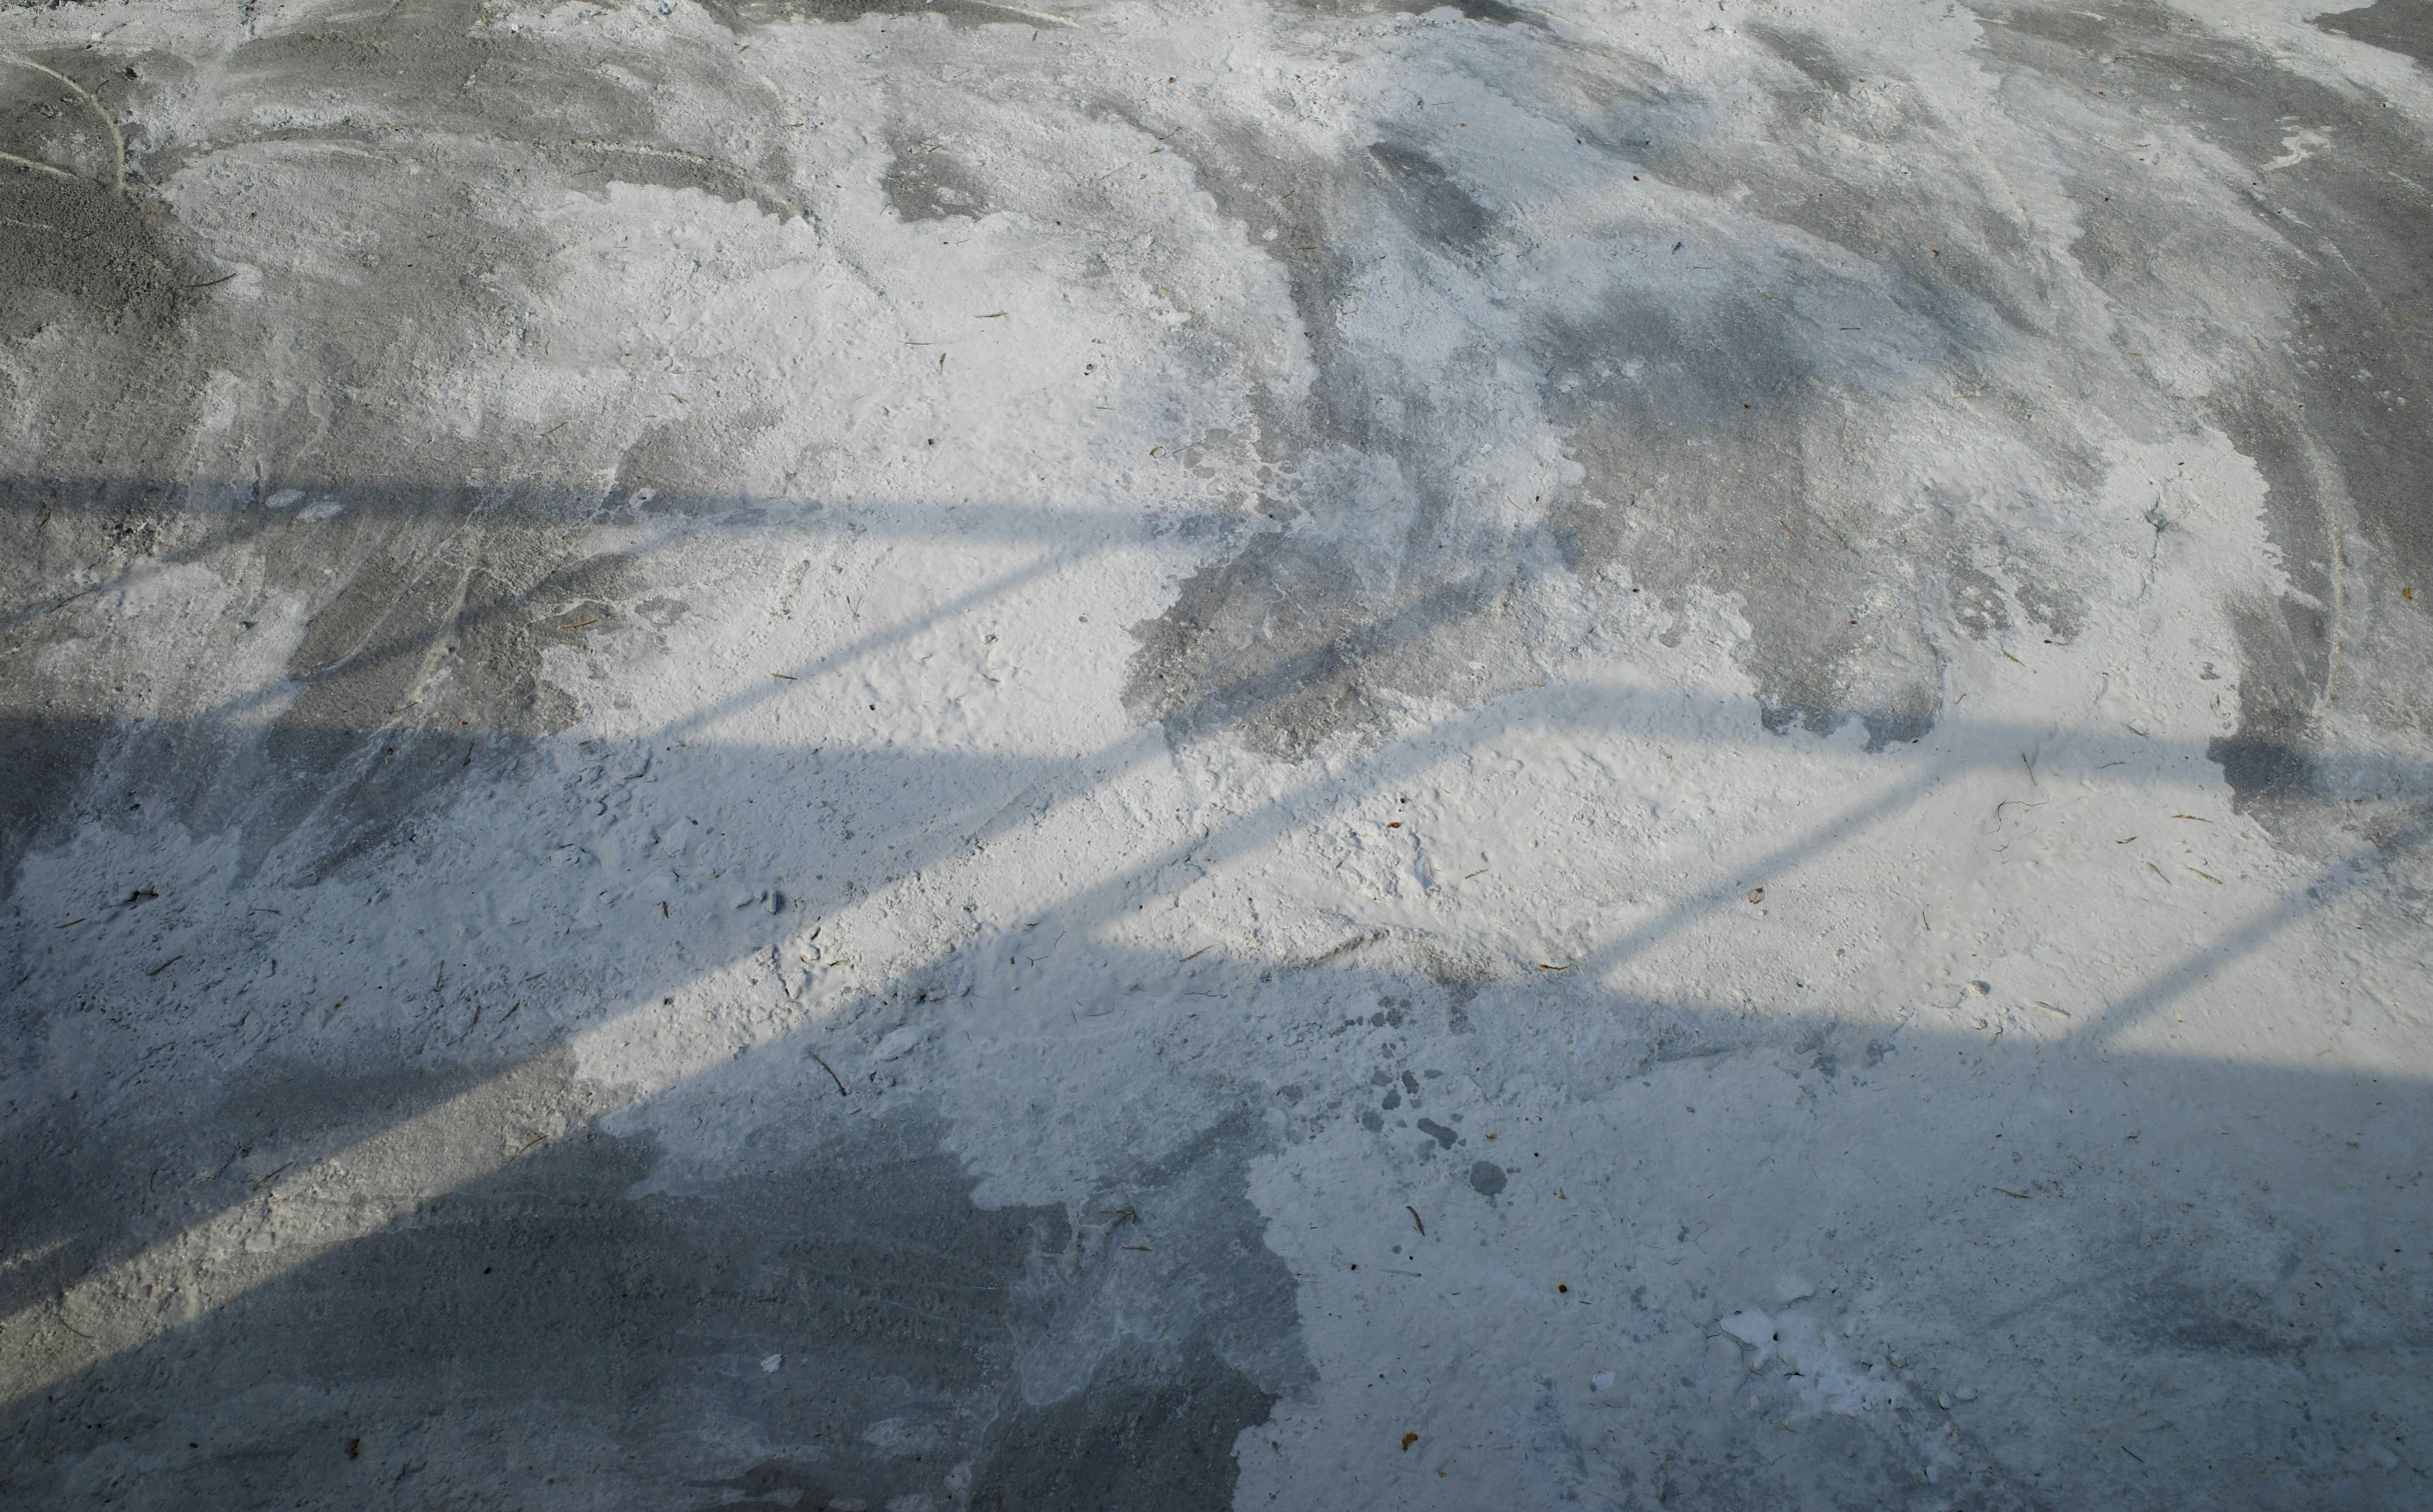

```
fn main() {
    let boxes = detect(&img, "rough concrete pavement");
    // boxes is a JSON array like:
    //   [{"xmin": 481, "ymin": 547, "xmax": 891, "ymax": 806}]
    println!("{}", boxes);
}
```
[{"xmin": 3, "ymin": 1, "xmax": 2430, "ymax": 1507}]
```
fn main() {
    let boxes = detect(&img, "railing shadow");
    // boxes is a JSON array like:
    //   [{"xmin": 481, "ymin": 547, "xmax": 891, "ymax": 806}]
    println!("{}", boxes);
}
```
[
  {"xmin": 1, "ymin": 1, "xmax": 2427, "ymax": 1497},
  {"xmin": 7, "ymin": 501, "xmax": 2425, "ymax": 1504},
  {"xmin": 5, "ymin": 910, "xmax": 2426, "ymax": 1508}
]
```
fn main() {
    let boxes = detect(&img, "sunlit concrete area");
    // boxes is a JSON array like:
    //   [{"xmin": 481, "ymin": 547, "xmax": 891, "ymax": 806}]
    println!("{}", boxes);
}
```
[{"xmin": 3, "ymin": 1, "xmax": 2430, "ymax": 1507}]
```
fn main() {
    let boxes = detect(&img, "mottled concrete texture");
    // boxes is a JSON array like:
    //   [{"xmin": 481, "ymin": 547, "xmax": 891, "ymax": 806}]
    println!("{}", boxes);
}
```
[{"xmin": 2, "ymin": 1, "xmax": 2430, "ymax": 1508}]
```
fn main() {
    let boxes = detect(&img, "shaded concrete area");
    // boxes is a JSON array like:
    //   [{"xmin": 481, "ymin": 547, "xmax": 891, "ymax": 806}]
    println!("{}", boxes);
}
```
[
  {"xmin": 7, "ymin": 918, "xmax": 2427, "ymax": 1508},
  {"xmin": 4, "ymin": 0, "xmax": 2431, "ymax": 1508}
]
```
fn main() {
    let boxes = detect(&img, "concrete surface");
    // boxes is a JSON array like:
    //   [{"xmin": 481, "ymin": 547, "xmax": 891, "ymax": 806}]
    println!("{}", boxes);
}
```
[{"xmin": 2, "ymin": 0, "xmax": 2429, "ymax": 1507}]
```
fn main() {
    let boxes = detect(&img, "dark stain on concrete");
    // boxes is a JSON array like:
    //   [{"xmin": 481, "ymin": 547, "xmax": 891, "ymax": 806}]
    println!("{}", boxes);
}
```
[
  {"xmin": 2315, "ymin": 0, "xmax": 2433, "ymax": 68},
  {"xmin": 1947, "ymin": 561, "xmax": 2013, "ymax": 641},
  {"xmin": 707, "ymin": 0, "xmax": 1067, "ymax": 29},
  {"xmin": 2122, "ymin": 1279, "xmax": 2315, "ymax": 1360},
  {"xmin": 1121, "ymin": 124, "xmax": 1554, "ymax": 758},
  {"xmin": 688, "ymin": 1456, "xmax": 844, "ymax": 1511},
  {"xmin": 2, "ymin": 1092, "xmax": 1073, "ymax": 1510},
  {"xmin": 219, "ymin": 0, "xmax": 800, "ymax": 217},
  {"xmin": 3, "ymin": 831, "xmax": 1309, "ymax": 1502},
  {"xmin": 1127, "ymin": 541, "xmax": 1523, "ymax": 757},
  {"xmin": 1114, "ymin": 3, "xmax": 2429, "ymax": 826},
  {"xmin": 976, "ymin": 1112, "xmax": 1304, "ymax": 1507},
  {"xmin": 1544, "ymin": 293, "xmax": 1943, "ymax": 749},
  {"xmin": 0, "ymin": 1054, "xmax": 512, "ymax": 1329},
  {"xmin": 1366, "ymin": 142, "xmax": 1490, "ymax": 254},
  {"xmin": 1978, "ymin": 1, "xmax": 2433, "ymax": 832},
  {"xmin": 1746, "ymin": 24, "xmax": 1858, "ymax": 97},
  {"xmin": 885, "ymin": 136, "xmax": 994, "ymax": 223},
  {"xmin": 0, "ymin": 7, "xmax": 816, "ymax": 896},
  {"xmin": 973, "ymin": 1346, "xmax": 1276, "ymax": 1510},
  {"xmin": 0, "ymin": 474, "xmax": 673, "ymax": 893},
  {"xmin": 1125, "ymin": 49, "xmax": 2122, "ymax": 761},
  {"xmin": 1296, "ymin": 0, "xmax": 1542, "ymax": 27},
  {"xmin": 0, "ymin": 63, "xmax": 213, "ymax": 896}
]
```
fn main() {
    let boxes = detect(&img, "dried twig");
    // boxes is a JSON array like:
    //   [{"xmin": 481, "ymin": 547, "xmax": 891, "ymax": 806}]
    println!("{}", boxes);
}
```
[{"xmin": 808, "ymin": 1050, "xmax": 849, "ymax": 1097}]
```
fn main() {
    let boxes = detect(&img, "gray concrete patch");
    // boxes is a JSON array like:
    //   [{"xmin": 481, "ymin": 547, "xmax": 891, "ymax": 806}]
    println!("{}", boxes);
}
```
[{"xmin": 3, "ymin": 1091, "xmax": 1072, "ymax": 1510}]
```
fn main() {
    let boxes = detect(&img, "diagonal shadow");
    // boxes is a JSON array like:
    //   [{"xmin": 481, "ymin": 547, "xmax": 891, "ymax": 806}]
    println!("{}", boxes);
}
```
[
  {"xmin": 1, "ymin": 650, "xmax": 2377, "ymax": 1398},
  {"xmin": 4, "ymin": 913, "xmax": 2425, "ymax": 1509},
  {"xmin": 5, "ymin": 474, "xmax": 2422, "ymax": 1505}
]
